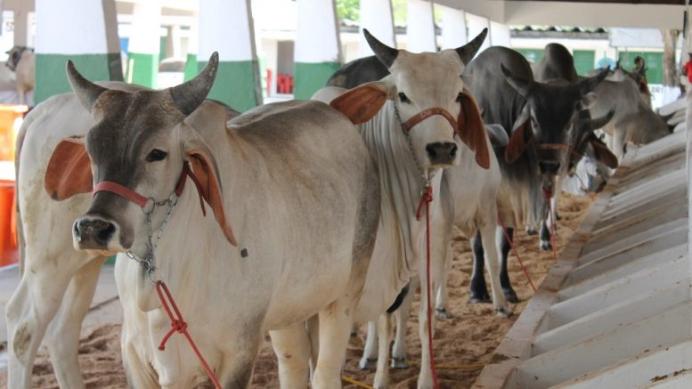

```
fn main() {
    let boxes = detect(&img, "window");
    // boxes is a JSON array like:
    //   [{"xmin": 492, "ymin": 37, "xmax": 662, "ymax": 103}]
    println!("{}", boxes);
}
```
[
  {"xmin": 573, "ymin": 50, "xmax": 595, "ymax": 76},
  {"xmin": 618, "ymin": 51, "xmax": 664, "ymax": 84}
]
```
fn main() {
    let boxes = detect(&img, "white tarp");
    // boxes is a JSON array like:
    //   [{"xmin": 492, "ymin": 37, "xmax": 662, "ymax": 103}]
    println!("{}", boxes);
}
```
[{"xmin": 609, "ymin": 28, "xmax": 663, "ymax": 49}]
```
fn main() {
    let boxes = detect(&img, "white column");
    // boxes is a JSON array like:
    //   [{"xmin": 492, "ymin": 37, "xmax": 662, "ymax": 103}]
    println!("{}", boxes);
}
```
[
  {"xmin": 13, "ymin": 9, "xmax": 29, "ymax": 47},
  {"xmin": 407, "ymin": 0, "xmax": 436, "ymax": 53},
  {"xmin": 198, "ymin": 0, "xmax": 260, "ymax": 111},
  {"xmin": 466, "ymin": 13, "xmax": 491, "ymax": 53},
  {"xmin": 360, "ymin": 0, "xmax": 395, "ymax": 56},
  {"xmin": 440, "ymin": 6, "xmax": 467, "ymax": 49},
  {"xmin": 35, "ymin": 0, "xmax": 122, "ymax": 103},
  {"xmin": 294, "ymin": 0, "xmax": 341, "ymax": 99},
  {"xmin": 490, "ymin": 21, "xmax": 511, "ymax": 47},
  {"xmin": 126, "ymin": 0, "xmax": 161, "ymax": 87}
]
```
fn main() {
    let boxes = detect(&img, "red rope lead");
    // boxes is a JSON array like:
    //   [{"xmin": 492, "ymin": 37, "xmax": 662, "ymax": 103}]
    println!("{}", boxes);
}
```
[
  {"xmin": 416, "ymin": 186, "xmax": 440, "ymax": 389},
  {"xmin": 155, "ymin": 281, "xmax": 222, "ymax": 389}
]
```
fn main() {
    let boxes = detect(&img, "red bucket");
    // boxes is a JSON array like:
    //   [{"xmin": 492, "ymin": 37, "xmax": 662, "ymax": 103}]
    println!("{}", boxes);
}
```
[{"xmin": 0, "ymin": 179, "xmax": 16, "ymax": 266}]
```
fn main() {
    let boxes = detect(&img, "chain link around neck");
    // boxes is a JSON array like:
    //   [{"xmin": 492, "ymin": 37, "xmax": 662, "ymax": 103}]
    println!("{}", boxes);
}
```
[{"xmin": 125, "ymin": 192, "xmax": 179, "ymax": 281}]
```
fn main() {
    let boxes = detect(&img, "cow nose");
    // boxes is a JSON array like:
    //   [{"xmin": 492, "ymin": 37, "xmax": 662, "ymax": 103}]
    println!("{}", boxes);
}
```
[
  {"xmin": 539, "ymin": 161, "xmax": 560, "ymax": 174},
  {"xmin": 426, "ymin": 142, "xmax": 457, "ymax": 165},
  {"xmin": 73, "ymin": 216, "xmax": 117, "ymax": 250}
]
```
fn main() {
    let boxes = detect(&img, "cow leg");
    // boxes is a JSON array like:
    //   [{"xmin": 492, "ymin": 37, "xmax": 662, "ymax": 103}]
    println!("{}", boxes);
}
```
[
  {"xmin": 540, "ymin": 219, "xmax": 552, "ymax": 251},
  {"xmin": 45, "ymin": 258, "xmax": 105, "ymax": 389},
  {"xmin": 6, "ymin": 264, "xmax": 74, "ymax": 389},
  {"xmin": 469, "ymin": 231, "xmax": 491, "ymax": 303},
  {"xmin": 498, "ymin": 227, "xmax": 519, "ymax": 303},
  {"xmin": 270, "ymin": 322, "xmax": 311, "ymax": 389},
  {"xmin": 373, "ymin": 314, "xmax": 391, "ymax": 389},
  {"xmin": 217, "ymin": 332, "xmax": 262, "ymax": 389},
  {"xmin": 613, "ymin": 128, "xmax": 626, "ymax": 161},
  {"xmin": 358, "ymin": 321, "xmax": 378, "ymax": 369},
  {"xmin": 120, "ymin": 326, "xmax": 159, "ymax": 389},
  {"xmin": 481, "ymin": 222, "xmax": 510, "ymax": 316},
  {"xmin": 433, "ymin": 225, "xmax": 452, "ymax": 320},
  {"xmin": 391, "ymin": 283, "xmax": 412, "ymax": 369},
  {"xmin": 312, "ymin": 298, "xmax": 353, "ymax": 389}
]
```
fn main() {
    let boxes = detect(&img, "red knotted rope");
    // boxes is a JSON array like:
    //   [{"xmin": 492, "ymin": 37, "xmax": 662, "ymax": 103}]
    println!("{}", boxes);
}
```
[
  {"xmin": 155, "ymin": 281, "xmax": 222, "ymax": 389},
  {"xmin": 497, "ymin": 217, "xmax": 537, "ymax": 293},
  {"xmin": 415, "ymin": 185, "xmax": 440, "ymax": 389}
]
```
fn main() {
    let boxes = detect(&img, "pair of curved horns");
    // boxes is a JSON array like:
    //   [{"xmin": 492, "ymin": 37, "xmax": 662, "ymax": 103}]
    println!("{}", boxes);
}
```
[
  {"xmin": 500, "ymin": 64, "xmax": 608, "ymax": 98},
  {"xmin": 363, "ymin": 27, "xmax": 488, "ymax": 68},
  {"xmin": 66, "ymin": 52, "xmax": 220, "ymax": 116}
]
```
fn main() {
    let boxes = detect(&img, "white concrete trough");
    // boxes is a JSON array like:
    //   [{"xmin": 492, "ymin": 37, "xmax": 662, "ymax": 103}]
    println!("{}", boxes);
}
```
[{"xmin": 473, "ymin": 128, "xmax": 692, "ymax": 388}]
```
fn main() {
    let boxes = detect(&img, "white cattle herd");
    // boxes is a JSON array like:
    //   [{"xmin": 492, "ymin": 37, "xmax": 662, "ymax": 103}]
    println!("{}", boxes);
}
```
[{"xmin": 6, "ymin": 30, "xmax": 671, "ymax": 389}]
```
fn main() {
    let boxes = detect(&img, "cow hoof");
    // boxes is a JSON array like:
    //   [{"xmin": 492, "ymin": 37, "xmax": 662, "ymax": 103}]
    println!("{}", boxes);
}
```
[
  {"xmin": 469, "ymin": 289, "xmax": 491, "ymax": 304},
  {"xmin": 540, "ymin": 240, "xmax": 552, "ymax": 251},
  {"xmin": 555, "ymin": 212, "xmax": 562, "ymax": 221},
  {"xmin": 391, "ymin": 357, "xmax": 408, "ymax": 369},
  {"xmin": 435, "ymin": 307, "xmax": 452, "ymax": 320},
  {"xmin": 496, "ymin": 306, "xmax": 513, "ymax": 318},
  {"xmin": 526, "ymin": 227, "xmax": 538, "ymax": 236},
  {"xmin": 359, "ymin": 357, "xmax": 376, "ymax": 370},
  {"xmin": 503, "ymin": 289, "xmax": 519, "ymax": 303}
]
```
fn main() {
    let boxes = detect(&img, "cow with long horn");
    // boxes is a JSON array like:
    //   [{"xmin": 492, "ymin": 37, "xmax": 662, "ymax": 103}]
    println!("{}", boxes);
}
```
[
  {"xmin": 10, "ymin": 52, "xmax": 385, "ymax": 388},
  {"xmin": 313, "ymin": 29, "xmax": 497, "ymax": 389}
]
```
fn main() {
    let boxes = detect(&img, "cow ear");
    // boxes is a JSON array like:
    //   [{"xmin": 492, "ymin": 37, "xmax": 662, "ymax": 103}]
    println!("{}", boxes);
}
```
[
  {"xmin": 505, "ymin": 106, "xmax": 531, "ymax": 163},
  {"xmin": 457, "ymin": 92, "xmax": 490, "ymax": 169},
  {"xmin": 329, "ymin": 81, "xmax": 392, "ymax": 125},
  {"xmin": 184, "ymin": 132, "xmax": 238, "ymax": 246},
  {"xmin": 44, "ymin": 138, "xmax": 93, "ymax": 200},
  {"xmin": 589, "ymin": 136, "xmax": 618, "ymax": 169}
]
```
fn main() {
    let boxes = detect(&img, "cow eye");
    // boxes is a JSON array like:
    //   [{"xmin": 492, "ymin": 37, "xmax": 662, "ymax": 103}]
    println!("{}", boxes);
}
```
[
  {"xmin": 146, "ymin": 149, "xmax": 168, "ymax": 162},
  {"xmin": 398, "ymin": 92, "xmax": 411, "ymax": 104}
]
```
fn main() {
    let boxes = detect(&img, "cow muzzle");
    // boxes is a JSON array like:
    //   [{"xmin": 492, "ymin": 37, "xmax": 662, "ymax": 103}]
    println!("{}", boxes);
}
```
[
  {"xmin": 426, "ymin": 142, "xmax": 458, "ymax": 166},
  {"xmin": 73, "ymin": 215, "xmax": 124, "ymax": 252}
]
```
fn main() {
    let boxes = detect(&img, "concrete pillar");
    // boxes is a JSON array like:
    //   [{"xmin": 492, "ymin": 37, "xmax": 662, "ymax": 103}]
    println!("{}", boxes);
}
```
[
  {"xmin": 126, "ymin": 0, "xmax": 161, "ymax": 87},
  {"xmin": 490, "ymin": 21, "xmax": 511, "ymax": 47},
  {"xmin": 34, "ymin": 0, "xmax": 122, "ymax": 104},
  {"xmin": 198, "ymin": 0, "xmax": 260, "ymax": 111},
  {"xmin": 183, "ymin": 19, "xmax": 198, "ymax": 82},
  {"xmin": 360, "ymin": 0, "xmax": 395, "ymax": 56},
  {"xmin": 407, "ymin": 0, "xmax": 436, "ymax": 52},
  {"xmin": 294, "ymin": 0, "xmax": 341, "ymax": 99},
  {"xmin": 466, "ymin": 13, "xmax": 491, "ymax": 53},
  {"xmin": 13, "ymin": 9, "xmax": 29, "ymax": 47},
  {"xmin": 440, "ymin": 6, "xmax": 467, "ymax": 50}
]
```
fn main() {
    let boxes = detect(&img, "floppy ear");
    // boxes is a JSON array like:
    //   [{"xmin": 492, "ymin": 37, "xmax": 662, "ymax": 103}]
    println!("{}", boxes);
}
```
[
  {"xmin": 329, "ymin": 82, "xmax": 391, "ymax": 124},
  {"xmin": 44, "ymin": 138, "xmax": 93, "ymax": 200},
  {"xmin": 185, "ymin": 138, "xmax": 238, "ymax": 247},
  {"xmin": 589, "ymin": 135, "xmax": 619, "ymax": 169},
  {"xmin": 457, "ymin": 92, "xmax": 490, "ymax": 169},
  {"xmin": 505, "ymin": 107, "xmax": 531, "ymax": 163}
]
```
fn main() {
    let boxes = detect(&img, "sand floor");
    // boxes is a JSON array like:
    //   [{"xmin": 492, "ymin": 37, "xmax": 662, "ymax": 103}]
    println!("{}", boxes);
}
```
[{"xmin": 11, "ymin": 193, "xmax": 593, "ymax": 389}]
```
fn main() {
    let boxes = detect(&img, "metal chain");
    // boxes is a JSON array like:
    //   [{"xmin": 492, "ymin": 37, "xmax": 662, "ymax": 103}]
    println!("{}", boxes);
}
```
[{"xmin": 125, "ymin": 193, "xmax": 179, "ymax": 281}]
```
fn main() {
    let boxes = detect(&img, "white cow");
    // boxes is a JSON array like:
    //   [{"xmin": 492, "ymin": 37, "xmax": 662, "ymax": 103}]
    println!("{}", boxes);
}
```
[
  {"xmin": 11, "ymin": 53, "xmax": 384, "ymax": 388},
  {"xmin": 312, "ymin": 29, "xmax": 501, "ymax": 389},
  {"xmin": 6, "ymin": 46, "xmax": 35, "ymax": 105}
]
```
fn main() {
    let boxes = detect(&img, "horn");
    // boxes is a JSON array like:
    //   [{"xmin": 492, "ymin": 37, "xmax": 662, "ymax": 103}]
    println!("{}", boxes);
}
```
[
  {"xmin": 66, "ymin": 60, "xmax": 108, "ymax": 111},
  {"xmin": 456, "ymin": 28, "xmax": 488, "ymax": 65},
  {"xmin": 587, "ymin": 109, "xmax": 615, "ymax": 130},
  {"xmin": 169, "ymin": 52, "xmax": 219, "ymax": 116},
  {"xmin": 577, "ymin": 68, "xmax": 608, "ymax": 95},
  {"xmin": 363, "ymin": 29, "xmax": 398, "ymax": 69},
  {"xmin": 501, "ymin": 64, "xmax": 532, "ymax": 98}
]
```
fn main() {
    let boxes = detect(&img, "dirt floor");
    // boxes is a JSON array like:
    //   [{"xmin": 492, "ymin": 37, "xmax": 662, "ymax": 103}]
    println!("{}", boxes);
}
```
[{"xmin": 16, "ymin": 193, "xmax": 593, "ymax": 389}]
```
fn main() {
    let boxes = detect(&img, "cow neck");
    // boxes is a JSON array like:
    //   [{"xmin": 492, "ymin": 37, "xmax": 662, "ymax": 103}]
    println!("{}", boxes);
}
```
[{"xmin": 358, "ymin": 100, "xmax": 436, "ymax": 281}]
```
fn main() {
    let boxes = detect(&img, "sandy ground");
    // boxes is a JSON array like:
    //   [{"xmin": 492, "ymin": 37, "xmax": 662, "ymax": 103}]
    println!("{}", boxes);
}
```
[{"xmin": 13, "ymin": 193, "xmax": 593, "ymax": 389}]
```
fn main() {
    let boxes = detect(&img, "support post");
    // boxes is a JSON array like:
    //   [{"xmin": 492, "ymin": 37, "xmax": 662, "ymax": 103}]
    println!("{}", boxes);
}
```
[
  {"xmin": 198, "ymin": 0, "xmax": 261, "ymax": 111},
  {"xmin": 294, "ymin": 0, "xmax": 341, "ymax": 99},
  {"xmin": 440, "ymin": 6, "xmax": 467, "ymax": 50},
  {"xmin": 407, "ymin": 0, "xmax": 436, "ymax": 52},
  {"xmin": 126, "ymin": 0, "xmax": 161, "ymax": 87},
  {"xmin": 34, "ymin": 0, "xmax": 122, "ymax": 104},
  {"xmin": 360, "ymin": 0, "xmax": 396, "ymax": 56}
]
